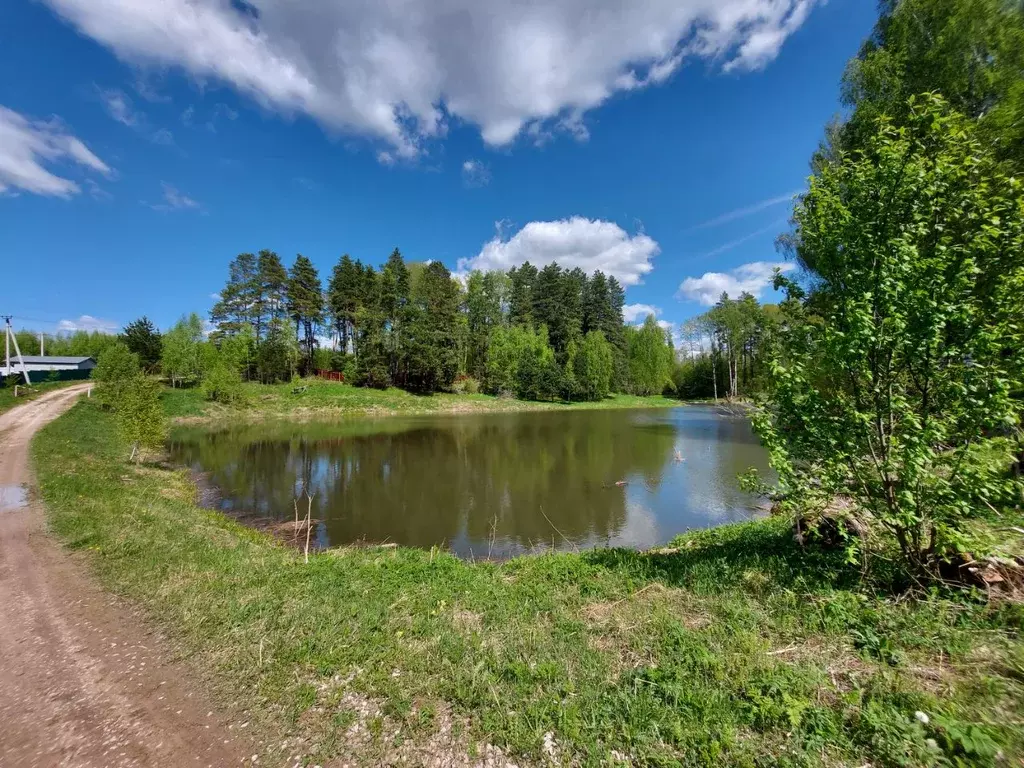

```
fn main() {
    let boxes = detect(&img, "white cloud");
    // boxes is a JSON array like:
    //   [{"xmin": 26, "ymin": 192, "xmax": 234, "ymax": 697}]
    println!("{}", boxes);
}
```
[
  {"xmin": 206, "ymin": 102, "xmax": 239, "ymax": 132},
  {"xmin": 146, "ymin": 181, "xmax": 201, "ymax": 212},
  {"xmin": 460, "ymin": 218, "xmax": 659, "ymax": 286},
  {"xmin": 98, "ymin": 87, "xmax": 177, "ymax": 145},
  {"xmin": 623, "ymin": 303, "xmax": 660, "ymax": 323},
  {"xmin": 461, "ymin": 159, "xmax": 490, "ymax": 187},
  {"xmin": 691, "ymin": 190, "xmax": 798, "ymax": 229},
  {"xmin": 677, "ymin": 260, "xmax": 795, "ymax": 305},
  {"xmin": 57, "ymin": 315, "xmax": 119, "ymax": 333},
  {"xmin": 623, "ymin": 305, "xmax": 675, "ymax": 340},
  {"xmin": 0, "ymin": 105, "xmax": 111, "ymax": 198},
  {"xmin": 98, "ymin": 87, "xmax": 141, "ymax": 126},
  {"xmin": 43, "ymin": 0, "xmax": 819, "ymax": 155},
  {"xmin": 84, "ymin": 178, "xmax": 113, "ymax": 201}
]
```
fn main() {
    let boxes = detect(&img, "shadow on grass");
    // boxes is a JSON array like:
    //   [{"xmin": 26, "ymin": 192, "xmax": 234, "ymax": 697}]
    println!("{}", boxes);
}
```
[{"xmin": 582, "ymin": 520, "xmax": 875, "ymax": 594}]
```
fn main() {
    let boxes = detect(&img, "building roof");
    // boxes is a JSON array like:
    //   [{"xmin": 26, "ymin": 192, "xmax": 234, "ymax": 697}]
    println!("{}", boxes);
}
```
[{"xmin": 15, "ymin": 356, "xmax": 95, "ymax": 365}]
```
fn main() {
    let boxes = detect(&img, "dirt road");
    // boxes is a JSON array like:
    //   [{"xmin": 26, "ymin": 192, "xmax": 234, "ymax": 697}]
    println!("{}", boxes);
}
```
[{"xmin": 0, "ymin": 385, "xmax": 248, "ymax": 767}]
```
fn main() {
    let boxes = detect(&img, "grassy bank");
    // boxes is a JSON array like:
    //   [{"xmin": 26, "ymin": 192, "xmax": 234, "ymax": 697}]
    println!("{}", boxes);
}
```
[
  {"xmin": 34, "ymin": 400, "xmax": 1024, "ymax": 766},
  {"xmin": 0, "ymin": 379, "xmax": 85, "ymax": 416},
  {"xmin": 163, "ymin": 379, "xmax": 682, "ymax": 423}
]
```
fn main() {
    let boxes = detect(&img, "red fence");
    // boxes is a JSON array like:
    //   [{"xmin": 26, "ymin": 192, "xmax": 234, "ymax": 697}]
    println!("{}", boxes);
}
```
[{"xmin": 315, "ymin": 370, "xmax": 345, "ymax": 382}]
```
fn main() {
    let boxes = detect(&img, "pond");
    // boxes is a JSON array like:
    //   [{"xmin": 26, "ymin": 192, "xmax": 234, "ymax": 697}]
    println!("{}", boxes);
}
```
[{"xmin": 168, "ymin": 405, "xmax": 772, "ymax": 558}]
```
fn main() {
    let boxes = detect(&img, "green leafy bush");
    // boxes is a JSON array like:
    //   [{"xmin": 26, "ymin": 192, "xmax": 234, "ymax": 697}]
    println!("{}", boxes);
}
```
[
  {"xmin": 452, "ymin": 375, "xmax": 480, "ymax": 395},
  {"xmin": 756, "ymin": 95, "xmax": 1024, "ymax": 575},
  {"xmin": 93, "ymin": 341, "xmax": 142, "ymax": 408},
  {"xmin": 201, "ymin": 362, "xmax": 245, "ymax": 405}
]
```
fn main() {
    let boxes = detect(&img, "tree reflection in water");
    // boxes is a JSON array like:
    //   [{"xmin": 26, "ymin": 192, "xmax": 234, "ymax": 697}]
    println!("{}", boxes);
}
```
[{"xmin": 169, "ymin": 407, "xmax": 772, "ymax": 558}]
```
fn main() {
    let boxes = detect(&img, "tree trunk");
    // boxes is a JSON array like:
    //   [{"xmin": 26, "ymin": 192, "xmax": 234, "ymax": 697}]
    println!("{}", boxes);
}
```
[{"xmin": 711, "ymin": 344, "xmax": 719, "ymax": 402}]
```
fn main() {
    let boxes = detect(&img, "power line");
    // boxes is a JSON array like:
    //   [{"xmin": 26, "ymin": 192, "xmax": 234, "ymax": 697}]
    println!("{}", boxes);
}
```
[{"xmin": 10, "ymin": 314, "xmax": 64, "ymax": 325}]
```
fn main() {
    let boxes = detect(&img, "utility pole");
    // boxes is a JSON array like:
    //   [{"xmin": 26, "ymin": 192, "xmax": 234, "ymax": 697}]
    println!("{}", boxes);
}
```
[
  {"xmin": 2, "ymin": 316, "xmax": 31, "ymax": 385},
  {"xmin": 39, "ymin": 332, "xmax": 44, "ymax": 356}
]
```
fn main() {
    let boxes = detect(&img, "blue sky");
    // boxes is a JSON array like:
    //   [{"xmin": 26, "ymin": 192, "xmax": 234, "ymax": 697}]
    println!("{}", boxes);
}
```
[{"xmin": 0, "ymin": 0, "xmax": 876, "ymax": 337}]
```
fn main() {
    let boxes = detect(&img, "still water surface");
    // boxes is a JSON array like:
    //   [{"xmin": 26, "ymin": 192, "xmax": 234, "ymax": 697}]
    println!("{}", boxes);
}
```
[{"xmin": 169, "ymin": 405, "xmax": 771, "ymax": 558}]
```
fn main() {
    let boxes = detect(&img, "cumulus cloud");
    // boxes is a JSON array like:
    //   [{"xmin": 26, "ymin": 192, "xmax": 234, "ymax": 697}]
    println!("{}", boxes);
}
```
[
  {"xmin": 0, "ymin": 105, "xmax": 111, "ymax": 198},
  {"xmin": 677, "ymin": 260, "xmax": 795, "ymax": 305},
  {"xmin": 57, "ymin": 315, "xmax": 119, "ymax": 333},
  {"xmin": 462, "ymin": 159, "xmax": 490, "ymax": 188},
  {"xmin": 145, "ymin": 181, "xmax": 201, "ymax": 212},
  {"xmin": 623, "ymin": 303, "xmax": 660, "ymax": 323},
  {"xmin": 460, "ymin": 218, "xmax": 659, "ymax": 286},
  {"xmin": 43, "ymin": 0, "xmax": 819, "ymax": 155}
]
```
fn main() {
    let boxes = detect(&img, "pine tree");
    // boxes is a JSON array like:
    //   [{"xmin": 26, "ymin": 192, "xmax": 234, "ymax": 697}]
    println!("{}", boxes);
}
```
[
  {"xmin": 287, "ymin": 255, "xmax": 324, "ymax": 375},
  {"xmin": 560, "ymin": 267, "xmax": 586, "ymax": 355},
  {"xmin": 379, "ymin": 248, "xmax": 410, "ymax": 321},
  {"xmin": 379, "ymin": 248, "xmax": 411, "ymax": 385},
  {"xmin": 404, "ymin": 261, "xmax": 461, "ymax": 392},
  {"xmin": 211, "ymin": 253, "xmax": 259, "ymax": 339},
  {"xmin": 508, "ymin": 262, "xmax": 537, "ymax": 327},
  {"xmin": 465, "ymin": 270, "xmax": 507, "ymax": 380},
  {"xmin": 119, "ymin": 316, "xmax": 162, "ymax": 372},
  {"xmin": 327, "ymin": 253, "xmax": 360, "ymax": 354},
  {"xmin": 583, "ymin": 271, "xmax": 610, "ymax": 335},
  {"xmin": 355, "ymin": 266, "xmax": 390, "ymax": 387},
  {"xmin": 607, "ymin": 276, "xmax": 628, "ymax": 391},
  {"xmin": 256, "ymin": 249, "xmax": 289, "ymax": 339}
]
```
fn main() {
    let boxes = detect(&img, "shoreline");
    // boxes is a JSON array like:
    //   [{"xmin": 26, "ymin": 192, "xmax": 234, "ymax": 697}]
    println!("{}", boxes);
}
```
[{"xmin": 164, "ymin": 379, "xmax": 697, "ymax": 426}]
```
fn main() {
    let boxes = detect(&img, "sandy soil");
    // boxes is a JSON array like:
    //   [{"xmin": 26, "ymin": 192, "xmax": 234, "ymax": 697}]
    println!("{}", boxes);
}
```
[{"xmin": 0, "ymin": 385, "xmax": 249, "ymax": 767}]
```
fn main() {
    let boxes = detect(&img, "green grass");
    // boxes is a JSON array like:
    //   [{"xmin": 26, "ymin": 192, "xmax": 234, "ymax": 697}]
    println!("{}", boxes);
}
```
[
  {"xmin": 0, "ymin": 378, "xmax": 84, "ymax": 416},
  {"xmin": 162, "ymin": 378, "xmax": 681, "ymax": 423},
  {"xmin": 33, "ymin": 400, "xmax": 1024, "ymax": 766}
]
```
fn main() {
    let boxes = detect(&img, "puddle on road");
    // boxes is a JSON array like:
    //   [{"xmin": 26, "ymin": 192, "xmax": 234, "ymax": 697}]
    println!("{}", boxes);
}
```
[{"xmin": 0, "ymin": 485, "xmax": 27, "ymax": 511}]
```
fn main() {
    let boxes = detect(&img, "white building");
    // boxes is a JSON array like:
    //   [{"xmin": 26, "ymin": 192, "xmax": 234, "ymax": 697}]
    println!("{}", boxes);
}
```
[{"xmin": 4, "ymin": 356, "xmax": 96, "ymax": 375}]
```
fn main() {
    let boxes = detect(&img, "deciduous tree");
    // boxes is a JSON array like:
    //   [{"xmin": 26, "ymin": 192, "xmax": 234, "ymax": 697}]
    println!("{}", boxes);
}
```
[
  {"xmin": 161, "ymin": 313, "xmax": 205, "ymax": 387},
  {"xmin": 756, "ymin": 96, "xmax": 1024, "ymax": 573}
]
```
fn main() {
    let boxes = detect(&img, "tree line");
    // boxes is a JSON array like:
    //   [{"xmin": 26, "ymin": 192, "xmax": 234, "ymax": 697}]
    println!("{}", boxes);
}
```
[
  {"xmin": 9, "ymin": 329, "xmax": 119, "ymax": 360},
  {"xmin": 202, "ymin": 248, "xmax": 677, "ymax": 400},
  {"xmin": 672, "ymin": 293, "xmax": 779, "ymax": 401}
]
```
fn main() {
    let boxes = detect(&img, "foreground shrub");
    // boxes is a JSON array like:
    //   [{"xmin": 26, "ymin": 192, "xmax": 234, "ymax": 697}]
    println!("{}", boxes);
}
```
[
  {"xmin": 93, "ymin": 341, "xmax": 142, "ymax": 408},
  {"xmin": 756, "ymin": 95, "xmax": 1024, "ymax": 575}
]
